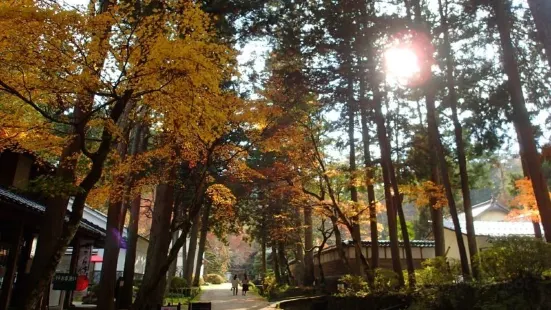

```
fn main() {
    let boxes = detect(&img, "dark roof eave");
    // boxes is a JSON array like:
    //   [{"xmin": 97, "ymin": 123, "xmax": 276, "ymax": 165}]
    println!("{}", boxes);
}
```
[{"xmin": 0, "ymin": 187, "xmax": 106, "ymax": 239}]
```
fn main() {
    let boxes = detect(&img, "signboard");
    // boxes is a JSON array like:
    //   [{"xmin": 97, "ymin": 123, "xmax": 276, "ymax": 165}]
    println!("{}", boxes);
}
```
[
  {"xmin": 189, "ymin": 302, "xmax": 211, "ymax": 310},
  {"xmin": 76, "ymin": 244, "xmax": 92, "ymax": 277},
  {"xmin": 52, "ymin": 273, "xmax": 77, "ymax": 291}
]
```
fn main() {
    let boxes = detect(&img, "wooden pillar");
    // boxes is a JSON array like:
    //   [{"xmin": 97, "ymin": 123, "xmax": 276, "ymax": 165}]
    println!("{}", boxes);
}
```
[
  {"xmin": 11, "ymin": 233, "xmax": 34, "ymax": 308},
  {"xmin": 64, "ymin": 237, "xmax": 80, "ymax": 308},
  {"xmin": 0, "ymin": 222, "xmax": 24, "ymax": 310}
]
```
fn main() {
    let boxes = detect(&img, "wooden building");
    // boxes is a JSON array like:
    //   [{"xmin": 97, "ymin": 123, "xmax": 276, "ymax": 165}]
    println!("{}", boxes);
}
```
[
  {"xmin": 314, "ymin": 240, "xmax": 436, "ymax": 280},
  {"xmin": 0, "ymin": 149, "xmax": 106, "ymax": 309}
]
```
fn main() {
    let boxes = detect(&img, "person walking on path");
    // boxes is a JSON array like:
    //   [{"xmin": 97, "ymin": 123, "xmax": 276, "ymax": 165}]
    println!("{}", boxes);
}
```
[
  {"xmin": 241, "ymin": 274, "xmax": 250, "ymax": 296},
  {"xmin": 231, "ymin": 275, "xmax": 239, "ymax": 296}
]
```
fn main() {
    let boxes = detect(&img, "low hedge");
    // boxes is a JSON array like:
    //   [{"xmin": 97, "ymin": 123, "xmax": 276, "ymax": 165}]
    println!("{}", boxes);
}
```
[{"xmin": 278, "ymin": 276, "xmax": 551, "ymax": 310}]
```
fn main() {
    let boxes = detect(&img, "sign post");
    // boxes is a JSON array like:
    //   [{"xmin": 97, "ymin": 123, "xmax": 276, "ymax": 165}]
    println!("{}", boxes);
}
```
[{"xmin": 53, "ymin": 273, "xmax": 78, "ymax": 291}]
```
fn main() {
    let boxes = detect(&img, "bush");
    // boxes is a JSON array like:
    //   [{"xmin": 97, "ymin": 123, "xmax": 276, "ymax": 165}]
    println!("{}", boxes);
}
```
[
  {"xmin": 474, "ymin": 236, "xmax": 551, "ymax": 282},
  {"xmin": 337, "ymin": 275, "xmax": 368, "ymax": 297},
  {"xmin": 170, "ymin": 277, "xmax": 188, "ymax": 290},
  {"xmin": 204, "ymin": 273, "xmax": 225, "ymax": 284},
  {"xmin": 373, "ymin": 268, "xmax": 400, "ymax": 293},
  {"xmin": 262, "ymin": 273, "xmax": 279, "ymax": 297},
  {"xmin": 416, "ymin": 257, "xmax": 461, "ymax": 286}
]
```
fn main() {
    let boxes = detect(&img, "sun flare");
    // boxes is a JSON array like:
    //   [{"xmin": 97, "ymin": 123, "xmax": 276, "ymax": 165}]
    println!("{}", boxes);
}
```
[{"xmin": 384, "ymin": 47, "xmax": 420, "ymax": 84}]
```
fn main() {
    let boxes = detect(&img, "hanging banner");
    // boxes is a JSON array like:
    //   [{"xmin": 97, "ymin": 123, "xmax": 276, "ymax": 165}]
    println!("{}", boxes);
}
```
[
  {"xmin": 75, "ymin": 242, "xmax": 93, "ymax": 291},
  {"xmin": 76, "ymin": 243, "xmax": 92, "ymax": 277}
]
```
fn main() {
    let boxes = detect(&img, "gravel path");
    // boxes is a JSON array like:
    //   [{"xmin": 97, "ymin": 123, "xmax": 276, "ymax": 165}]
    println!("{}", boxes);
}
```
[{"xmin": 198, "ymin": 283, "xmax": 274, "ymax": 310}]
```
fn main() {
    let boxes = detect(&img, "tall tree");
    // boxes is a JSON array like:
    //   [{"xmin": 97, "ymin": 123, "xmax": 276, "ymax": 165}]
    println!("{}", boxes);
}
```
[
  {"xmin": 409, "ymin": 0, "xmax": 471, "ymax": 277},
  {"xmin": 303, "ymin": 204, "xmax": 315, "ymax": 285},
  {"xmin": 527, "ymin": 0, "xmax": 551, "ymax": 69},
  {"xmin": 139, "ymin": 174, "xmax": 176, "ymax": 308},
  {"xmin": 185, "ymin": 212, "xmax": 201, "ymax": 285},
  {"xmin": 437, "ymin": 0, "xmax": 478, "ymax": 277},
  {"xmin": 492, "ymin": 0, "xmax": 551, "ymax": 241}
]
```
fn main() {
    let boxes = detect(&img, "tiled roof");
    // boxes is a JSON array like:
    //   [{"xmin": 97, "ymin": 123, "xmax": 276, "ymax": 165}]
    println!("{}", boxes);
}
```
[
  {"xmin": 443, "ymin": 220, "xmax": 540, "ymax": 237},
  {"xmin": 68, "ymin": 199, "xmax": 149, "ymax": 242},
  {"xmin": 0, "ymin": 187, "xmax": 46, "ymax": 212},
  {"xmin": 455, "ymin": 199, "xmax": 510, "ymax": 222},
  {"xmin": 342, "ymin": 239, "xmax": 435, "ymax": 248},
  {"xmin": 0, "ymin": 187, "xmax": 105, "ymax": 238}
]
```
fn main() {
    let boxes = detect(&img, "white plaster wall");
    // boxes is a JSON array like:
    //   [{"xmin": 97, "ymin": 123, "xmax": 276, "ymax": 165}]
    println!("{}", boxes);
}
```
[
  {"xmin": 476, "ymin": 210, "xmax": 508, "ymax": 221},
  {"xmin": 94, "ymin": 237, "xmax": 149, "ymax": 274}
]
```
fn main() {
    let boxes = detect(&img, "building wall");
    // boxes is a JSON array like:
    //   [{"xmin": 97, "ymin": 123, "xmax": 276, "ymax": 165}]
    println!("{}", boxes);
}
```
[
  {"xmin": 443, "ymin": 229, "xmax": 492, "ymax": 261},
  {"xmin": 314, "ymin": 245, "xmax": 435, "ymax": 279},
  {"xmin": 94, "ymin": 237, "xmax": 149, "ymax": 274},
  {"xmin": 476, "ymin": 210, "xmax": 507, "ymax": 221}
]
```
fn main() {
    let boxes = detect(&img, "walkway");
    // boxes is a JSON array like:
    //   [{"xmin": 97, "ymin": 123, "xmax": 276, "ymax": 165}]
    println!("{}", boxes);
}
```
[{"xmin": 199, "ymin": 283, "xmax": 274, "ymax": 310}]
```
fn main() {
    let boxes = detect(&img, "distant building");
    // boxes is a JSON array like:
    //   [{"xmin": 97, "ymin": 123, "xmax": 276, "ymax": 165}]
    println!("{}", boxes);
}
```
[
  {"xmin": 443, "ymin": 199, "xmax": 541, "ymax": 260},
  {"xmin": 312, "ymin": 199, "xmax": 541, "ymax": 286},
  {"xmin": 315, "ymin": 240, "xmax": 436, "ymax": 279},
  {"xmin": 66, "ymin": 205, "xmax": 150, "ymax": 283}
]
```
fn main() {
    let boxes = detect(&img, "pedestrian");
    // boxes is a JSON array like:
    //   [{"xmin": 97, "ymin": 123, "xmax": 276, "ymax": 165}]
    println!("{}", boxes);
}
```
[
  {"xmin": 242, "ymin": 274, "xmax": 249, "ymax": 296},
  {"xmin": 231, "ymin": 275, "xmax": 239, "ymax": 296}
]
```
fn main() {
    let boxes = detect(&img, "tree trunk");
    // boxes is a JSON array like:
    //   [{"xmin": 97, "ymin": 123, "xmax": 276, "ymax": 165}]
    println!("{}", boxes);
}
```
[
  {"xmin": 316, "ymin": 222, "xmax": 333, "ymax": 285},
  {"xmin": 272, "ymin": 244, "xmax": 282, "ymax": 284},
  {"xmin": 330, "ymin": 216, "xmax": 351, "ymax": 275},
  {"xmin": 133, "ymin": 179, "xmax": 207, "ymax": 310},
  {"xmin": 98, "ymin": 130, "xmax": 132, "ymax": 310},
  {"xmin": 166, "ymin": 231, "xmax": 180, "ymax": 292},
  {"xmin": 527, "ymin": 0, "xmax": 551, "ymax": 69},
  {"xmin": 135, "ymin": 180, "xmax": 175, "ymax": 309},
  {"xmin": 394, "ymin": 194, "xmax": 415, "ymax": 287},
  {"xmin": 119, "ymin": 194, "xmax": 141, "ymax": 309},
  {"xmin": 494, "ymin": 0, "xmax": 551, "ymax": 242},
  {"xmin": 261, "ymin": 218, "xmax": 267, "ymax": 278},
  {"xmin": 278, "ymin": 241, "xmax": 291, "ymax": 285},
  {"xmin": 517, "ymin": 131, "xmax": 544, "ymax": 239},
  {"xmin": 430, "ymin": 164, "xmax": 446, "ymax": 257},
  {"xmin": 425, "ymin": 83, "xmax": 470, "ymax": 276},
  {"xmin": 437, "ymin": 0, "xmax": 478, "ymax": 278},
  {"xmin": 193, "ymin": 203, "xmax": 211, "ymax": 286},
  {"xmin": 346, "ymin": 71, "xmax": 364, "ymax": 277},
  {"xmin": 303, "ymin": 205, "xmax": 315, "ymax": 286},
  {"xmin": 185, "ymin": 212, "xmax": 201, "ymax": 285},
  {"xmin": 181, "ymin": 236, "xmax": 187, "ymax": 277},
  {"xmin": 97, "ymin": 199, "xmax": 124, "ymax": 310},
  {"xmin": 360, "ymin": 99, "xmax": 379, "ymax": 270},
  {"xmin": 293, "ymin": 207, "xmax": 305, "ymax": 286},
  {"xmin": 373, "ymin": 95, "xmax": 405, "ymax": 287}
]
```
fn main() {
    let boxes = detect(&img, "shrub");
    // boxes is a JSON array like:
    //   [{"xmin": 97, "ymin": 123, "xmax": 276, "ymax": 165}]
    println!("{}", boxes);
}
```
[
  {"xmin": 170, "ymin": 277, "xmax": 188, "ymax": 290},
  {"xmin": 204, "ymin": 273, "xmax": 225, "ymax": 284},
  {"xmin": 337, "ymin": 274, "xmax": 368, "ymax": 297},
  {"xmin": 474, "ymin": 236, "xmax": 551, "ymax": 282},
  {"xmin": 262, "ymin": 273, "xmax": 280, "ymax": 298},
  {"xmin": 373, "ymin": 268, "xmax": 400, "ymax": 293},
  {"xmin": 416, "ymin": 257, "xmax": 461, "ymax": 286}
]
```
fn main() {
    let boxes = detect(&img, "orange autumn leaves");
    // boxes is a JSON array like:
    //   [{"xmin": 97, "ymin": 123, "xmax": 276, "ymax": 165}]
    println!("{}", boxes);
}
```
[
  {"xmin": 401, "ymin": 181, "xmax": 448, "ymax": 210},
  {"xmin": 508, "ymin": 178, "xmax": 545, "ymax": 222}
]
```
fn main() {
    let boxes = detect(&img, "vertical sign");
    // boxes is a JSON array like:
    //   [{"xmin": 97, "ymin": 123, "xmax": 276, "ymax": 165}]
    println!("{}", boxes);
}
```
[{"xmin": 76, "ymin": 244, "xmax": 92, "ymax": 277}]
